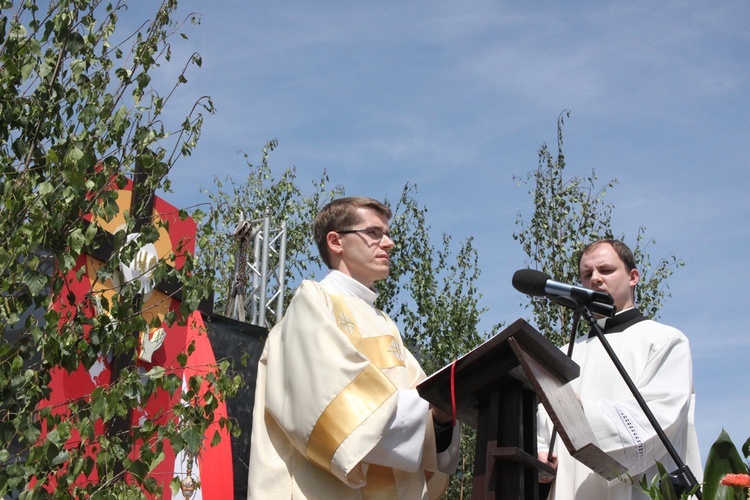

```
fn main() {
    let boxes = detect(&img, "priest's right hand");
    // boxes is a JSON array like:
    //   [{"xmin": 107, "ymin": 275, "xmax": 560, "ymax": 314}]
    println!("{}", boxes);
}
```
[{"xmin": 538, "ymin": 451, "xmax": 557, "ymax": 484}]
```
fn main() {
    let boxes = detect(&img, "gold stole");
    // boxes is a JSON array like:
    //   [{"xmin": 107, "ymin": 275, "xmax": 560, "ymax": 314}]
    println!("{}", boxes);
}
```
[{"xmin": 328, "ymin": 292, "xmax": 405, "ymax": 498}]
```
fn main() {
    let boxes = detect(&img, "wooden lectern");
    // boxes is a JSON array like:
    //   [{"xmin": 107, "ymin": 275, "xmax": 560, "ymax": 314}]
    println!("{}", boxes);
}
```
[{"xmin": 417, "ymin": 318, "xmax": 625, "ymax": 499}]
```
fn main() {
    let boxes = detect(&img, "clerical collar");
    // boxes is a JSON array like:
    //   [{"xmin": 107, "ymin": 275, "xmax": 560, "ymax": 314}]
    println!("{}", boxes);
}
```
[
  {"xmin": 591, "ymin": 308, "xmax": 647, "ymax": 337},
  {"xmin": 320, "ymin": 270, "xmax": 378, "ymax": 306}
]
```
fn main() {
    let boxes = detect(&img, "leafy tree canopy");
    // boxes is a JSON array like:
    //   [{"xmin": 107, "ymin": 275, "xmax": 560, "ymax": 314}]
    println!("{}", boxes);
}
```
[
  {"xmin": 0, "ymin": 1, "xmax": 237, "ymax": 496},
  {"xmin": 514, "ymin": 111, "xmax": 684, "ymax": 346}
]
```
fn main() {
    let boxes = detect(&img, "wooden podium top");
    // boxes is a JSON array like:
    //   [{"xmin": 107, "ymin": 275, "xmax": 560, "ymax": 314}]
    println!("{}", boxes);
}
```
[{"xmin": 417, "ymin": 318, "xmax": 579, "ymax": 429}]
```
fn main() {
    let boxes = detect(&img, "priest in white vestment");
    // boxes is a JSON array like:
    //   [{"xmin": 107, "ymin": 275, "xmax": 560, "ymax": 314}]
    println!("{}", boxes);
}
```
[
  {"xmin": 537, "ymin": 239, "xmax": 701, "ymax": 500},
  {"xmin": 248, "ymin": 197, "xmax": 460, "ymax": 499}
]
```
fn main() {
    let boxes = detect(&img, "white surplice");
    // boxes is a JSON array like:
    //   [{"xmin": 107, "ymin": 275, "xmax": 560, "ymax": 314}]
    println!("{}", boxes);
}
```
[{"xmin": 538, "ymin": 312, "xmax": 701, "ymax": 499}]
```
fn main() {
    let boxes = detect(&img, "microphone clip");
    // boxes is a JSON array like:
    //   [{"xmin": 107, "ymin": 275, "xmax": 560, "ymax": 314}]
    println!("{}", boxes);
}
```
[{"xmin": 551, "ymin": 296, "xmax": 617, "ymax": 318}]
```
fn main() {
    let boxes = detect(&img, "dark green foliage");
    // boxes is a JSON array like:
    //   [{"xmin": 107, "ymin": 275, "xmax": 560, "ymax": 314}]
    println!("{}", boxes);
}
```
[
  {"xmin": 0, "ymin": 1, "xmax": 238, "ymax": 496},
  {"xmin": 702, "ymin": 430, "xmax": 749, "ymax": 500}
]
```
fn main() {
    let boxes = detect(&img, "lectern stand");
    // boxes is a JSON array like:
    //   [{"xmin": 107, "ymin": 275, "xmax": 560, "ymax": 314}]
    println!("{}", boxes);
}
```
[{"xmin": 417, "ymin": 318, "xmax": 625, "ymax": 499}]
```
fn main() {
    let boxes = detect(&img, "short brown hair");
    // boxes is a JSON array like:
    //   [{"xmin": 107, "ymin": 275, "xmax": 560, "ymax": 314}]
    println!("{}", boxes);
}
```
[
  {"xmin": 313, "ymin": 197, "xmax": 392, "ymax": 268},
  {"xmin": 578, "ymin": 239, "xmax": 638, "ymax": 273}
]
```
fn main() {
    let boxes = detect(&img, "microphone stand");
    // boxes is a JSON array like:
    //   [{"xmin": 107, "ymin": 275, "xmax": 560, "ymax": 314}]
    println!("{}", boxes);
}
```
[{"xmin": 573, "ymin": 301, "xmax": 702, "ymax": 499}]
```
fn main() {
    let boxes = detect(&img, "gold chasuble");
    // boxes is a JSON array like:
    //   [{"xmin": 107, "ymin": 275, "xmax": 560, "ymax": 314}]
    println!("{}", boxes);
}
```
[{"xmin": 248, "ymin": 275, "xmax": 456, "ymax": 499}]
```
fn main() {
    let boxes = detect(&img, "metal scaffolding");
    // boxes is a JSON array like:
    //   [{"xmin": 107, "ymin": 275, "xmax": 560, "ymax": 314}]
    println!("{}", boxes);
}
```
[{"xmin": 225, "ymin": 210, "xmax": 287, "ymax": 328}]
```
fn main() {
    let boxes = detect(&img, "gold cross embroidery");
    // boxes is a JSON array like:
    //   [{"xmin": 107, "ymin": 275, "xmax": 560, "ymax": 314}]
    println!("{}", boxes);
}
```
[
  {"xmin": 387, "ymin": 339, "xmax": 404, "ymax": 362},
  {"xmin": 337, "ymin": 311, "xmax": 357, "ymax": 335},
  {"xmin": 329, "ymin": 292, "xmax": 405, "ymax": 369}
]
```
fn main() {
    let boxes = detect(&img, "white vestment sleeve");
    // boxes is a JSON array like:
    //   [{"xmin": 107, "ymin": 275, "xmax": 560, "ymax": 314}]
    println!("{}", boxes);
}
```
[
  {"xmin": 363, "ymin": 388, "xmax": 428, "ymax": 473},
  {"xmin": 436, "ymin": 424, "xmax": 461, "ymax": 473}
]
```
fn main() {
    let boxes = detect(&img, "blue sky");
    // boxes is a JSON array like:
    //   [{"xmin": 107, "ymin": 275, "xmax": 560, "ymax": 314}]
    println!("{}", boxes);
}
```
[{"xmin": 133, "ymin": 1, "xmax": 748, "ymax": 467}]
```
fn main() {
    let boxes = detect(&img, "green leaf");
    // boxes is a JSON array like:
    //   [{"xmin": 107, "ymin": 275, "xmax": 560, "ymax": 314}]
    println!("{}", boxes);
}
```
[
  {"xmin": 149, "ymin": 451, "xmax": 165, "ymax": 472},
  {"xmin": 128, "ymin": 459, "xmax": 149, "ymax": 481},
  {"xmin": 79, "ymin": 417, "xmax": 95, "ymax": 442},
  {"xmin": 143, "ymin": 366, "xmax": 166, "ymax": 379},
  {"xmin": 177, "ymin": 352, "xmax": 188, "ymax": 367},
  {"xmin": 68, "ymin": 228, "xmax": 86, "ymax": 254},
  {"xmin": 703, "ymin": 429, "xmax": 749, "ymax": 500},
  {"xmin": 170, "ymin": 477, "xmax": 182, "ymax": 497},
  {"xmin": 38, "ymin": 181, "xmax": 55, "ymax": 195},
  {"xmin": 655, "ymin": 462, "xmax": 678, "ymax": 500},
  {"xmin": 210, "ymin": 429, "xmax": 221, "ymax": 447},
  {"xmin": 23, "ymin": 271, "xmax": 47, "ymax": 295},
  {"xmin": 50, "ymin": 449, "xmax": 70, "ymax": 466},
  {"xmin": 181, "ymin": 428, "xmax": 203, "ymax": 452},
  {"xmin": 66, "ymin": 146, "xmax": 84, "ymax": 164}
]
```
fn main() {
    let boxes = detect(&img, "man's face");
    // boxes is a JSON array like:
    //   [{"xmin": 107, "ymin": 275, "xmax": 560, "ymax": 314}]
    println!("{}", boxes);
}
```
[
  {"xmin": 331, "ymin": 207, "xmax": 394, "ymax": 288},
  {"xmin": 579, "ymin": 243, "xmax": 639, "ymax": 312}
]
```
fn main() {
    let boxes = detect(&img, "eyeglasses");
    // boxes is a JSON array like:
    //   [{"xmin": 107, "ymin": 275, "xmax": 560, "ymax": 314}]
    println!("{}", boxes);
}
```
[{"xmin": 336, "ymin": 227, "xmax": 392, "ymax": 241}]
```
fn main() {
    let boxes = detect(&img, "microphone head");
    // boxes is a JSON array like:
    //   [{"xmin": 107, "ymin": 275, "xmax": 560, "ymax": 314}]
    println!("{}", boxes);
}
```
[{"xmin": 512, "ymin": 269, "xmax": 550, "ymax": 296}]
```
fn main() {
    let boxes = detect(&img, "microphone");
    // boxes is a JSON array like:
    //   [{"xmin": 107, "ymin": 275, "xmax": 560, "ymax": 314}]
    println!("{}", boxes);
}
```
[{"xmin": 512, "ymin": 269, "xmax": 614, "ymax": 306}]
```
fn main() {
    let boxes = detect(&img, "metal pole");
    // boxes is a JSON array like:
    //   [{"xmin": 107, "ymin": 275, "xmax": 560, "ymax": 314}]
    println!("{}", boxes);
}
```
[
  {"xmin": 249, "ymin": 223, "xmax": 262, "ymax": 324},
  {"xmin": 275, "ymin": 221, "xmax": 287, "ymax": 322},
  {"xmin": 258, "ymin": 213, "xmax": 271, "ymax": 327}
]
